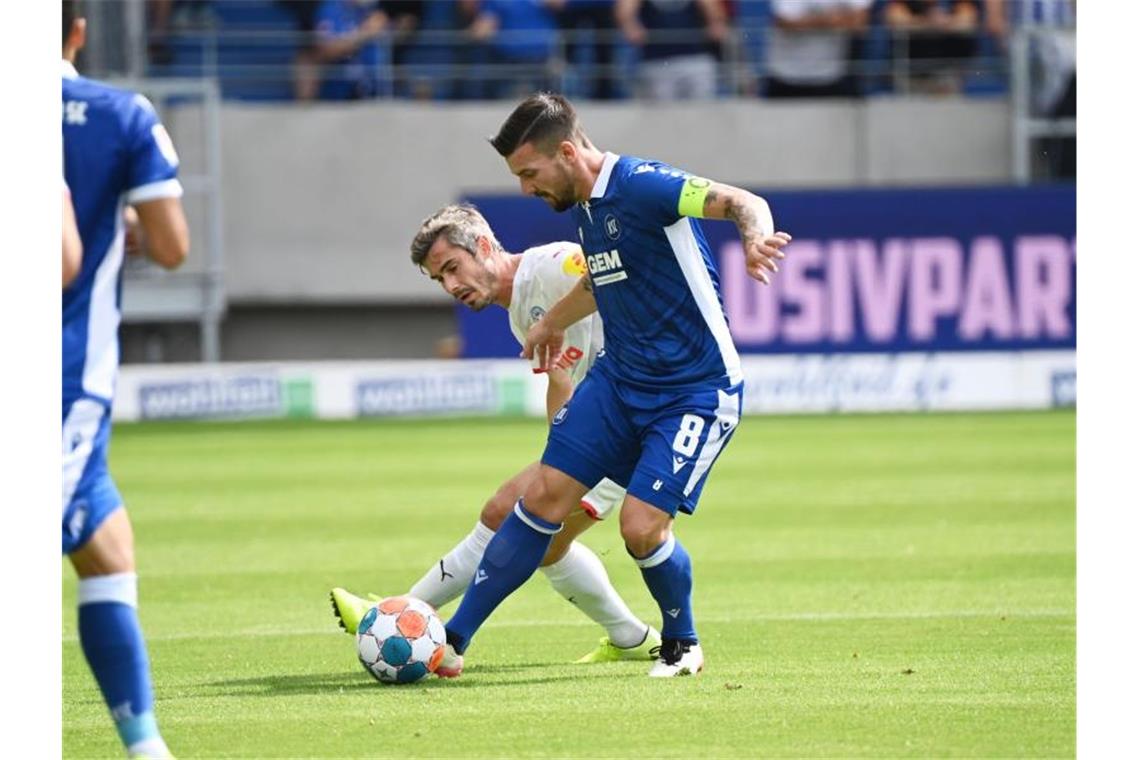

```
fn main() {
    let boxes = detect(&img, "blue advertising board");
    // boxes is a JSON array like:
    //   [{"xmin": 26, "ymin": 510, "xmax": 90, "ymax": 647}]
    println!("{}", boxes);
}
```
[{"xmin": 458, "ymin": 185, "xmax": 1075, "ymax": 357}]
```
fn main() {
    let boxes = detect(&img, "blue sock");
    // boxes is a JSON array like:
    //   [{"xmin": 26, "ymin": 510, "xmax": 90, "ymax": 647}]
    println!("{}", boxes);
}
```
[
  {"xmin": 633, "ymin": 535, "xmax": 698, "ymax": 642},
  {"xmin": 77, "ymin": 573, "xmax": 163, "ymax": 750},
  {"xmin": 446, "ymin": 500, "xmax": 559, "ymax": 653}
]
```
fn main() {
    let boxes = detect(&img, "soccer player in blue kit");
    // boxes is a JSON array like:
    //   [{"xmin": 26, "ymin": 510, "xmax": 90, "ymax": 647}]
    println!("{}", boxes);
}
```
[
  {"xmin": 438, "ymin": 93, "xmax": 789, "ymax": 677},
  {"xmin": 63, "ymin": 1, "xmax": 190, "ymax": 755}
]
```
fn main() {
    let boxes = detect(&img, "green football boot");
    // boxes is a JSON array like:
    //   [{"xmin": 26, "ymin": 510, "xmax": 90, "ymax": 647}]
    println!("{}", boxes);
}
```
[
  {"xmin": 575, "ymin": 626, "xmax": 662, "ymax": 664},
  {"xmin": 329, "ymin": 587, "xmax": 381, "ymax": 635}
]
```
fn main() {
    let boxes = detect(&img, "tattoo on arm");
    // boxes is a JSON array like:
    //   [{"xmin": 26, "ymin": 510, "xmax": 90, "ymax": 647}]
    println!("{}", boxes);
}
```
[
  {"xmin": 581, "ymin": 276, "xmax": 593, "ymax": 293},
  {"xmin": 704, "ymin": 183, "xmax": 773, "ymax": 239},
  {"xmin": 725, "ymin": 194, "xmax": 761, "ymax": 237}
]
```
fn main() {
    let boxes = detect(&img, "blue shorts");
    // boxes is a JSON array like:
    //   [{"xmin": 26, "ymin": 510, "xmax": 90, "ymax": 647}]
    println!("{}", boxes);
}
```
[
  {"xmin": 63, "ymin": 398, "xmax": 123, "ymax": 555},
  {"xmin": 542, "ymin": 370, "xmax": 743, "ymax": 516}
]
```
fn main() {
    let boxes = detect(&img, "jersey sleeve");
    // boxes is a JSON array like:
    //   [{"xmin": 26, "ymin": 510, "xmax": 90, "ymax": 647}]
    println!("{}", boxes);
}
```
[
  {"xmin": 623, "ymin": 161, "xmax": 712, "ymax": 227},
  {"xmin": 543, "ymin": 242, "xmax": 589, "ymax": 300},
  {"xmin": 124, "ymin": 94, "xmax": 183, "ymax": 205}
]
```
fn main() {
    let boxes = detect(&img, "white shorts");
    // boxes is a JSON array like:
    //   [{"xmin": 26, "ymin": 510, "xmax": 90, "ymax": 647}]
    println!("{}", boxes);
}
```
[{"xmin": 579, "ymin": 477, "xmax": 626, "ymax": 521}]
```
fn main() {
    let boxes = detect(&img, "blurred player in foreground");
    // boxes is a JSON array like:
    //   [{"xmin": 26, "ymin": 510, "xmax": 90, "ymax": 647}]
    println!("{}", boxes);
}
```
[
  {"xmin": 332, "ymin": 202, "xmax": 687, "ymax": 665},
  {"xmin": 63, "ymin": 1, "xmax": 190, "ymax": 755},
  {"xmin": 440, "ymin": 93, "xmax": 788, "ymax": 677},
  {"xmin": 63, "ymin": 182, "xmax": 82, "ymax": 286}
]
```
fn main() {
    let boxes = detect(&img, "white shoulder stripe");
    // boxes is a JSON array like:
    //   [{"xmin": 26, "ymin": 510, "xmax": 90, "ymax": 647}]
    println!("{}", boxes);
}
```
[{"xmin": 127, "ymin": 178, "xmax": 183, "ymax": 204}]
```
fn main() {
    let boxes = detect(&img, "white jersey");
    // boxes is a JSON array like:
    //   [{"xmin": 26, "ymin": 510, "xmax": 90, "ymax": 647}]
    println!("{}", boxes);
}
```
[
  {"xmin": 506, "ymin": 241, "xmax": 624, "ymax": 520},
  {"xmin": 507, "ymin": 241, "xmax": 604, "ymax": 387}
]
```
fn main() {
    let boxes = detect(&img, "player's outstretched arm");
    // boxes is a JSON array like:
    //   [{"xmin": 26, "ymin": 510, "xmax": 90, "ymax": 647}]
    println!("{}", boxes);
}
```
[
  {"xmin": 523, "ymin": 276, "xmax": 597, "ymax": 370},
  {"xmin": 132, "ymin": 197, "xmax": 190, "ymax": 270},
  {"xmin": 685, "ymin": 180, "xmax": 787, "ymax": 284}
]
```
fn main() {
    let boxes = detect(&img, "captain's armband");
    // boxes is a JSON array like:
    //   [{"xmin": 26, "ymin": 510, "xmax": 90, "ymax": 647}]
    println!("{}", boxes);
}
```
[{"xmin": 677, "ymin": 176, "xmax": 713, "ymax": 218}]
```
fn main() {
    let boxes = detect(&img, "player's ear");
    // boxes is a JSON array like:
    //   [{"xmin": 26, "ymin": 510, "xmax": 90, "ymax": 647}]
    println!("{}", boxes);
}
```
[
  {"xmin": 558, "ymin": 140, "xmax": 577, "ymax": 163},
  {"xmin": 475, "ymin": 235, "xmax": 492, "ymax": 258}
]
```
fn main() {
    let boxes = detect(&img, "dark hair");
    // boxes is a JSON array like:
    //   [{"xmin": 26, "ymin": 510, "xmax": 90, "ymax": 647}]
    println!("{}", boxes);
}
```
[
  {"xmin": 63, "ymin": 0, "xmax": 83, "ymax": 47},
  {"xmin": 489, "ymin": 92, "xmax": 586, "ymax": 158}
]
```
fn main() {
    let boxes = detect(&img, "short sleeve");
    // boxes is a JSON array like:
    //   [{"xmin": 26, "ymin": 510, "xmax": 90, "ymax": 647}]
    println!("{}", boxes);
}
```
[
  {"xmin": 125, "ymin": 94, "xmax": 182, "ymax": 204},
  {"xmin": 623, "ymin": 161, "xmax": 710, "ymax": 225},
  {"xmin": 543, "ymin": 243, "xmax": 589, "ymax": 298}
]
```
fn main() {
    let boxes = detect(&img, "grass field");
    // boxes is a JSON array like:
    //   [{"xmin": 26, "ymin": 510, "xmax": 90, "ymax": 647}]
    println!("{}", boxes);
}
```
[{"xmin": 62, "ymin": 410, "xmax": 1075, "ymax": 758}]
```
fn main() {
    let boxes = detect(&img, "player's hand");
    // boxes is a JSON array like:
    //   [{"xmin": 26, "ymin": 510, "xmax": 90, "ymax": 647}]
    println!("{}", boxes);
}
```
[
  {"xmin": 522, "ymin": 318, "xmax": 566, "ymax": 372},
  {"xmin": 744, "ymin": 231, "xmax": 792, "ymax": 285}
]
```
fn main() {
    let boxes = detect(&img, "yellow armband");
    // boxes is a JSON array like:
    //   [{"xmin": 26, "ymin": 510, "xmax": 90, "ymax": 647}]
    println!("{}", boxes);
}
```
[{"xmin": 677, "ymin": 176, "xmax": 712, "ymax": 218}]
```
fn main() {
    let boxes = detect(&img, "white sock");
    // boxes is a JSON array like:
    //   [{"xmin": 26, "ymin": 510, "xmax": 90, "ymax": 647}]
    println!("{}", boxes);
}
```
[
  {"xmin": 126, "ymin": 737, "xmax": 170, "ymax": 759},
  {"xmin": 541, "ymin": 542, "xmax": 649, "ymax": 648},
  {"xmin": 408, "ymin": 521, "xmax": 494, "ymax": 609}
]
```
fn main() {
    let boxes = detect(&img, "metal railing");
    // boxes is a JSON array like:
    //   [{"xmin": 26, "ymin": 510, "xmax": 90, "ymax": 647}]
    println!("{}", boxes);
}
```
[
  {"xmin": 1009, "ymin": 26, "xmax": 1077, "ymax": 183},
  {"xmin": 104, "ymin": 24, "xmax": 1022, "ymax": 101},
  {"xmin": 110, "ymin": 77, "xmax": 227, "ymax": 363}
]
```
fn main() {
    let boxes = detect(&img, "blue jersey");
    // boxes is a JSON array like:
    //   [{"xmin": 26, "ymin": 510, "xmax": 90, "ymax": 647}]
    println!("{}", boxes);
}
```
[
  {"xmin": 573, "ymin": 153, "xmax": 742, "ymax": 390},
  {"xmin": 62, "ymin": 61, "xmax": 182, "ymax": 410}
]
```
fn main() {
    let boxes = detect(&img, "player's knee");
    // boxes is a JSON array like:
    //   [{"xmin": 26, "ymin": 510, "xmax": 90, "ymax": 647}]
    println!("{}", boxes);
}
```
[
  {"xmin": 521, "ymin": 471, "xmax": 565, "ymax": 523},
  {"xmin": 479, "ymin": 493, "xmax": 515, "ymax": 531},
  {"xmin": 69, "ymin": 508, "xmax": 136, "ymax": 578},
  {"xmin": 620, "ymin": 509, "xmax": 671, "ymax": 559}
]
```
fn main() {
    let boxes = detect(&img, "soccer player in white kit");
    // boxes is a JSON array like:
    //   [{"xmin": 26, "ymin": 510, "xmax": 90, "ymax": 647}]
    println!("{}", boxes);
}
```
[{"xmin": 331, "ymin": 203, "xmax": 661, "ymax": 665}]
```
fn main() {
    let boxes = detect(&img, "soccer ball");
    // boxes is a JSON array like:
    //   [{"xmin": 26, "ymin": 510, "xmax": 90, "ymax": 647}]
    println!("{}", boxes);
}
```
[{"xmin": 355, "ymin": 595, "xmax": 447, "ymax": 684}]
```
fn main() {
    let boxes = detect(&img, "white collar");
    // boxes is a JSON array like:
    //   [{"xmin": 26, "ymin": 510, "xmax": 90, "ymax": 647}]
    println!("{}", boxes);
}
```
[
  {"xmin": 62, "ymin": 60, "xmax": 79, "ymax": 80},
  {"xmin": 590, "ymin": 152, "xmax": 620, "ymax": 199}
]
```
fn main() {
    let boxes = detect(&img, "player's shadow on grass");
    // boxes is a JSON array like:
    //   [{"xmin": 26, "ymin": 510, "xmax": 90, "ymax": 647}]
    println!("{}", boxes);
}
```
[
  {"xmin": 207, "ymin": 663, "xmax": 617, "ymax": 696},
  {"xmin": 206, "ymin": 671, "xmax": 377, "ymax": 696}
]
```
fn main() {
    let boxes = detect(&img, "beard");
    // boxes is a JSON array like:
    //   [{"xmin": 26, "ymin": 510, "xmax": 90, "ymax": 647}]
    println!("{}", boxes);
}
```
[
  {"xmin": 540, "ymin": 166, "xmax": 577, "ymax": 212},
  {"xmin": 544, "ymin": 193, "xmax": 575, "ymax": 212}
]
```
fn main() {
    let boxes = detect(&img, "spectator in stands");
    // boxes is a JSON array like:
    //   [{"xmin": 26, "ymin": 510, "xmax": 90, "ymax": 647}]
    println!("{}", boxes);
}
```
[
  {"xmin": 884, "ymin": 0, "xmax": 982, "ymax": 94},
  {"xmin": 615, "ymin": 0, "xmax": 729, "ymax": 100},
  {"xmin": 983, "ymin": 0, "xmax": 1074, "ymax": 178},
  {"xmin": 461, "ymin": 0, "xmax": 560, "ymax": 99},
  {"xmin": 313, "ymin": 1, "xmax": 423, "ymax": 100},
  {"xmin": 764, "ymin": 0, "xmax": 873, "ymax": 98},
  {"xmin": 276, "ymin": 0, "xmax": 323, "ymax": 100},
  {"xmin": 556, "ymin": 0, "xmax": 621, "ymax": 100},
  {"xmin": 147, "ymin": 0, "xmax": 215, "ymax": 66}
]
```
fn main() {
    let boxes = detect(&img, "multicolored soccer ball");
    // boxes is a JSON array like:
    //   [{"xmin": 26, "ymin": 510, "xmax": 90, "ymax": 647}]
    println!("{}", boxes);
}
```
[{"xmin": 355, "ymin": 595, "xmax": 447, "ymax": 684}]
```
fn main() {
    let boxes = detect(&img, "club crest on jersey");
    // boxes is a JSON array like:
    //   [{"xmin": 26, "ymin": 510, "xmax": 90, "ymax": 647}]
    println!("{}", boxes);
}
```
[
  {"xmin": 586, "ymin": 249, "xmax": 628, "ymax": 287},
  {"xmin": 604, "ymin": 214, "xmax": 621, "ymax": 240},
  {"xmin": 562, "ymin": 251, "xmax": 588, "ymax": 277},
  {"xmin": 530, "ymin": 306, "xmax": 546, "ymax": 323}
]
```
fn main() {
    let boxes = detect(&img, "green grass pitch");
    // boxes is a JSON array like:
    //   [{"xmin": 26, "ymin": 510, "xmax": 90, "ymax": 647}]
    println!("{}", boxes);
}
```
[{"xmin": 63, "ymin": 411, "xmax": 1074, "ymax": 758}]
